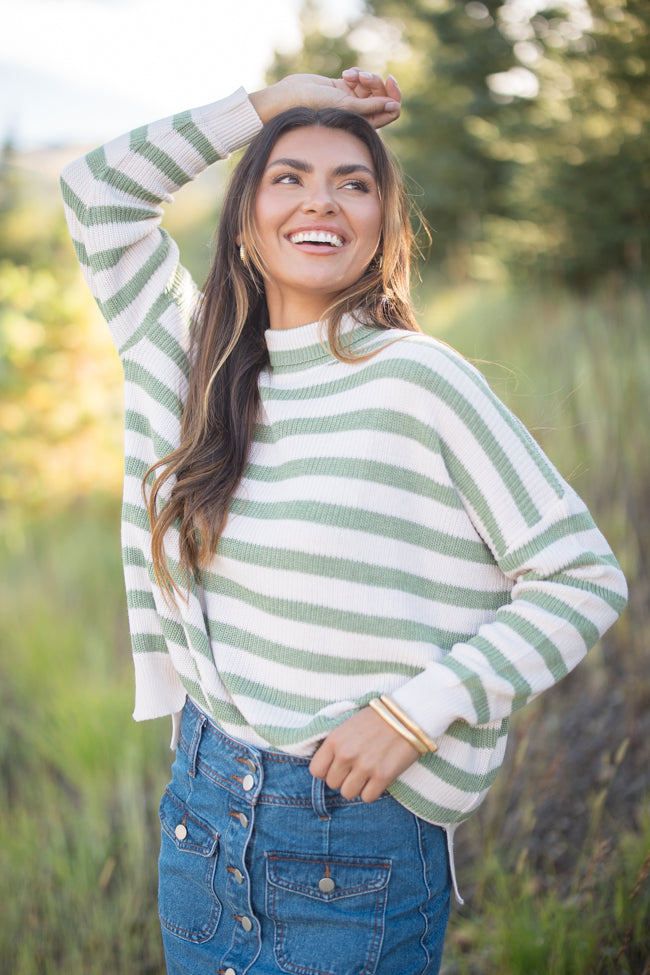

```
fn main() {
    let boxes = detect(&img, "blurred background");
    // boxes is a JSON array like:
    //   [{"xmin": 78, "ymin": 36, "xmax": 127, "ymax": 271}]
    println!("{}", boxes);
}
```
[{"xmin": 1, "ymin": 1, "xmax": 648, "ymax": 972}]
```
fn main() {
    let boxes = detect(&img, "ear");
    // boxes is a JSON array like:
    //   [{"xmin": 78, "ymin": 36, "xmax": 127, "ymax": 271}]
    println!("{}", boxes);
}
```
[{"xmin": 235, "ymin": 234, "xmax": 242, "ymax": 247}]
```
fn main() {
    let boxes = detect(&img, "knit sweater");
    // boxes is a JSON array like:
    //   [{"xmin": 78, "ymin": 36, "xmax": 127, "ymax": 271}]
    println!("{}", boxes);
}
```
[{"xmin": 61, "ymin": 87, "xmax": 627, "ymax": 830}]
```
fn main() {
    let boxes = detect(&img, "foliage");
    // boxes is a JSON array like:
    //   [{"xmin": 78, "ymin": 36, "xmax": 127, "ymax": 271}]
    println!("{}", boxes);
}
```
[
  {"xmin": 0, "ymin": 152, "xmax": 123, "ymax": 527},
  {"xmin": 266, "ymin": 0, "xmax": 650, "ymax": 287}
]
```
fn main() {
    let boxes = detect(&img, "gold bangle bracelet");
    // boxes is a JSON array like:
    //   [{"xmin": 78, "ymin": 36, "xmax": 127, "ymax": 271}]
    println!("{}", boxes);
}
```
[
  {"xmin": 380, "ymin": 694, "xmax": 439, "ymax": 753},
  {"xmin": 368, "ymin": 698, "xmax": 428, "ymax": 755}
]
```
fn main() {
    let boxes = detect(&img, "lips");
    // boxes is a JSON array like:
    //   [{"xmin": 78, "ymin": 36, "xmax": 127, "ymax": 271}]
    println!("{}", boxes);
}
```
[{"xmin": 288, "ymin": 230, "xmax": 345, "ymax": 248}]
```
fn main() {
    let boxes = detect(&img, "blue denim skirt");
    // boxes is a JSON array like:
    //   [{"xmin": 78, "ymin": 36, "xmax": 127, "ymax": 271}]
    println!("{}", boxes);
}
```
[{"xmin": 158, "ymin": 697, "xmax": 451, "ymax": 975}]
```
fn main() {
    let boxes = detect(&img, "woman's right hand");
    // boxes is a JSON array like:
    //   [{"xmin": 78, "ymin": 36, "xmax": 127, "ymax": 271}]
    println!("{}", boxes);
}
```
[{"xmin": 249, "ymin": 69, "xmax": 401, "ymax": 129}]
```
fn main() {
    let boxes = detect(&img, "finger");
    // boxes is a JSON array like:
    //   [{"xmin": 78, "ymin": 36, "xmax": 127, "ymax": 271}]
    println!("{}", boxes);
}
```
[
  {"xmin": 309, "ymin": 741, "xmax": 333, "ymax": 779},
  {"xmin": 356, "ymin": 71, "xmax": 390, "ymax": 97},
  {"xmin": 339, "ymin": 767, "xmax": 371, "ymax": 800},
  {"xmin": 359, "ymin": 776, "xmax": 386, "ymax": 803},
  {"xmin": 385, "ymin": 74, "xmax": 401, "ymax": 101},
  {"xmin": 342, "ymin": 94, "xmax": 400, "ymax": 119}
]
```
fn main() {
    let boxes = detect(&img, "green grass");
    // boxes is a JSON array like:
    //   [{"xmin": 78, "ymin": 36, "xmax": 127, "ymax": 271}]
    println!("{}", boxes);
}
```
[
  {"xmin": 0, "ymin": 497, "xmax": 169, "ymax": 974},
  {"xmin": 1, "ymin": 284, "xmax": 648, "ymax": 973}
]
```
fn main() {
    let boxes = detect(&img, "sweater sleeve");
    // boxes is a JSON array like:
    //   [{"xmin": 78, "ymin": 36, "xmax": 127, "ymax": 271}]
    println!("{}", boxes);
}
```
[
  {"xmin": 60, "ymin": 88, "xmax": 262, "ymax": 355},
  {"xmin": 392, "ymin": 349, "xmax": 628, "ymax": 741}
]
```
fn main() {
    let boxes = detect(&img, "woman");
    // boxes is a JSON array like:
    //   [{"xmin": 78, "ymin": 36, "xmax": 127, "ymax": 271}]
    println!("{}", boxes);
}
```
[{"xmin": 61, "ymin": 70, "xmax": 627, "ymax": 975}]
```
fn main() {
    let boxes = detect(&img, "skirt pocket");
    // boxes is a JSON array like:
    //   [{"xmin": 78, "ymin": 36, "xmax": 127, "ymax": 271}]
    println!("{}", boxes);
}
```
[
  {"xmin": 158, "ymin": 788, "xmax": 221, "ymax": 943},
  {"xmin": 266, "ymin": 851, "xmax": 391, "ymax": 975}
]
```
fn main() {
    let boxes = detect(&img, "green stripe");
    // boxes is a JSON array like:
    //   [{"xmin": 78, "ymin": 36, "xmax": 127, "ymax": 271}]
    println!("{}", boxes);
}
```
[
  {"xmin": 433, "ymin": 342, "xmax": 565, "ymax": 495},
  {"xmin": 493, "ymin": 612, "xmax": 568, "ymax": 684},
  {"xmin": 244, "ymin": 456, "xmax": 463, "ymax": 512},
  {"xmin": 200, "ymin": 571, "xmax": 467, "ymax": 647},
  {"xmin": 60, "ymin": 175, "xmax": 86, "ymax": 222},
  {"xmin": 439, "ymin": 445, "xmax": 505, "ymax": 555},
  {"xmin": 522, "ymin": 569, "xmax": 627, "ymax": 614},
  {"xmin": 387, "ymin": 775, "xmax": 492, "ymax": 825},
  {"xmin": 130, "ymin": 632, "xmax": 169, "ymax": 655},
  {"xmin": 173, "ymin": 111, "xmax": 222, "ymax": 165},
  {"xmin": 227, "ymin": 496, "xmax": 493, "ymax": 567},
  {"xmin": 126, "ymin": 588, "xmax": 157, "ymax": 611},
  {"xmin": 206, "ymin": 620, "xmax": 419, "ymax": 677},
  {"xmin": 519, "ymin": 591, "xmax": 601, "ymax": 648},
  {"xmin": 437, "ymin": 655, "xmax": 491, "ymax": 724},
  {"xmin": 214, "ymin": 536, "xmax": 507, "ymax": 611},
  {"xmin": 122, "ymin": 360, "xmax": 183, "ymax": 419},
  {"xmin": 220, "ymin": 672, "xmax": 333, "ymax": 713},
  {"xmin": 253, "ymin": 408, "xmax": 437, "ymax": 450},
  {"xmin": 97, "ymin": 236, "xmax": 172, "ymax": 322},
  {"xmin": 129, "ymin": 133, "xmax": 193, "ymax": 188},
  {"xmin": 501, "ymin": 511, "xmax": 593, "ymax": 571},
  {"xmin": 86, "ymin": 144, "xmax": 166, "ymax": 206},
  {"xmin": 124, "ymin": 409, "xmax": 176, "ymax": 458}
]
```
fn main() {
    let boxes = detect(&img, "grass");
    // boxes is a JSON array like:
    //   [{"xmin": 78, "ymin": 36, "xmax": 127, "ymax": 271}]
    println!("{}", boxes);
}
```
[{"xmin": 1, "ymin": 283, "xmax": 648, "ymax": 973}]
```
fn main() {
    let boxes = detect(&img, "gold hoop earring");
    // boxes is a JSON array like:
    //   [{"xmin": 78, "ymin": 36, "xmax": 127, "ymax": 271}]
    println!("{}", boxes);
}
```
[{"xmin": 239, "ymin": 243, "xmax": 247, "ymax": 264}]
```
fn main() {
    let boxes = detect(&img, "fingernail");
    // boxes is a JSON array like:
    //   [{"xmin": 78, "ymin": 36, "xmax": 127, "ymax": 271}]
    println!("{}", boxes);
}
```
[
  {"xmin": 360, "ymin": 71, "xmax": 373, "ymax": 79},
  {"xmin": 384, "ymin": 100, "xmax": 400, "ymax": 111}
]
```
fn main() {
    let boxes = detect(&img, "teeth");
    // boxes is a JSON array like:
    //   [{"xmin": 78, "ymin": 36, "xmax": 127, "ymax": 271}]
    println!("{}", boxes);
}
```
[{"xmin": 289, "ymin": 231, "xmax": 344, "ymax": 247}]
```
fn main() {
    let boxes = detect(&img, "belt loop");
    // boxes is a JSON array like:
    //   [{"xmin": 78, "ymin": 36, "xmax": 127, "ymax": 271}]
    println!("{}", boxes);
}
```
[
  {"xmin": 311, "ymin": 775, "xmax": 330, "ymax": 821},
  {"xmin": 187, "ymin": 711, "xmax": 207, "ymax": 778}
]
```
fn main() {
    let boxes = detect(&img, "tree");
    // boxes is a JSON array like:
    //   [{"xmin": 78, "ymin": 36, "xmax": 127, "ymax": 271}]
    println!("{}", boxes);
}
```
[{"xmin": 267, "ymin": 0, "xmax": 649, "ymax": 286}]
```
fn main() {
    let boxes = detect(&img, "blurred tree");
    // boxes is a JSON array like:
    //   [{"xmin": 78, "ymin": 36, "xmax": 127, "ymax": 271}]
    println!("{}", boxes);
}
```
[{"xmin": 267, "ymin": 0, "xmax": 649, "ymax": 286}]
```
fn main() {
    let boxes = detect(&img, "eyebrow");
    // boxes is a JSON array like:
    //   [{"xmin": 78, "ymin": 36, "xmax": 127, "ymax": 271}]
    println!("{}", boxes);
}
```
[{"xmin": 265, "ymin": 157, "xmax": 376, "ymax": 179}]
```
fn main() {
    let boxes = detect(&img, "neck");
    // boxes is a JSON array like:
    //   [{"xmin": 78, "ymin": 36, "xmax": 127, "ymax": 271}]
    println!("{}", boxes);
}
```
[{"xmin": 265, "ymin": 286, "xmax": 336, "ymax": 331}]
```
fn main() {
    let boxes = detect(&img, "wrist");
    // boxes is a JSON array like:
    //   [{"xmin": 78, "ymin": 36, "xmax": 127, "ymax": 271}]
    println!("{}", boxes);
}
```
[{"xmin": 249, "ymin": 81, "xmax": 289, "ymax": 124}]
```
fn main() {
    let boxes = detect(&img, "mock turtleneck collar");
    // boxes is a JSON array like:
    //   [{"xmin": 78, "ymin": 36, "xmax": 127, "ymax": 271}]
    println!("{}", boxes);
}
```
[{"xmin": 264, "ymin": 315, "xmax": 381, "ymax": 373}]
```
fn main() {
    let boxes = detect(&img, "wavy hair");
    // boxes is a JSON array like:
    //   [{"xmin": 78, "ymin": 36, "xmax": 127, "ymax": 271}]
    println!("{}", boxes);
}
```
[{"xmin": 146, "ymin": 106, "xmax": 422, "ymax": 596}]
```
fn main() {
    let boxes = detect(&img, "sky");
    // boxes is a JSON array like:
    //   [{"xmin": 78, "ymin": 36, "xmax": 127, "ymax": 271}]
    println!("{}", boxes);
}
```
[{"xmin": 0, "ymin": 0, "xmax": 361, "ymax": 150}]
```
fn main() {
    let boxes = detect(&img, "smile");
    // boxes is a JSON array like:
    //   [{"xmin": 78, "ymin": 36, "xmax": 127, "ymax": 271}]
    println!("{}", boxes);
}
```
[{"xmin": 288, "ymin": 231, "xmax": 345, "ymax": 248}]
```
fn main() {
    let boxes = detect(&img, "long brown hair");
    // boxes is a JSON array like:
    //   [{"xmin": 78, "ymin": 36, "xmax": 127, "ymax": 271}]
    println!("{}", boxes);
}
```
[{"xmin": 146, "ymin": 107, "xmax": 422, "ymax": 596}]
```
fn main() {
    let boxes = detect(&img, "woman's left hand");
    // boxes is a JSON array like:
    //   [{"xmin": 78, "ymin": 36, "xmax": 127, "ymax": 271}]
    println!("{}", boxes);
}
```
[
  {"xmin": 250, "ymin": 69, "xmax": 401, "ymax": 129},
  {"xmin": 309, "ymin": 706, "xmax": 421, "ymax": 803}
]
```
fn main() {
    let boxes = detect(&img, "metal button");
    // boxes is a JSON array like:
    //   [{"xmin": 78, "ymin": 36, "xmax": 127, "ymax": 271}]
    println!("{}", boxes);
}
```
[
  {"xmin": 232, "ymin": 868, "xmax": 244, "ymax": 885},
  {"xmin": 174, "ymin": 823, "xmax": 187, "ymax": 841},
  {"xmin": 242, "ymin": 774, "xmax": 255, "ymax": 792},
  {"xmin": 244, "ymin": 758, "xmax": 257, "ymax": 773},
  {"xmin": 240, "ymin": 915, "xmax": 253, "ymax": 932},
  {"xmin": 318, "ymin": 876, "xmax": 335, "ymax": 893},
  {"xmin": 237, "ymin": 812, "xmax": 249, "ymax": 828}
]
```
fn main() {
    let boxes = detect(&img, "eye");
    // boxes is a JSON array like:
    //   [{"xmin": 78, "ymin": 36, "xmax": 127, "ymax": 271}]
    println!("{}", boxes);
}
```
[
  {"xmin": 272, "ymin": 172, "xmax": 301, "ymax": 185},
  {"xmin": 342, "ymin": 178, "xmax": 371, "ymax": 193}
]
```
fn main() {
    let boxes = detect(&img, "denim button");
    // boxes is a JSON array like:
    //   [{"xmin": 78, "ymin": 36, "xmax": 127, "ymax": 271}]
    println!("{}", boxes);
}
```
[
  {"xmin": 237, "ymin": 812, "xmax": 249, "ymax": 828},
  {"xmin": 244, "ymin": 758, "xmax": 256, "ymax": 773},
  {"xmin": 174, "ymin": 823, "xmax": 187, "ymax": 840},
  {"xmin": 319, "ymin": 876, "xmax": 335, "ymax": 893},
  {"xmin": 224, "ymin": 969, "xmax": 236, "ymax": 975},
  {"xmin": 232, "ymin": 868, "xmax": 245, "ymax": 884},
  {"xmin": 240, "ymin": 915, "xmax": 253, "ymax": 932},
  {"xmin": 242, "ymin": 774, "xmax": 255, "ymax": 792}
]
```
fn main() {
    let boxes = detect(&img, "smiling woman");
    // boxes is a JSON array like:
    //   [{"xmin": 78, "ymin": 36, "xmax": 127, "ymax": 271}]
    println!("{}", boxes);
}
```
[
  {"xmin": 252, "ymin": 126, "xmax": 383, "ymax": 327},
  {"xmin": 60, "ymin": 68, "xmax": 626, "ymax": 975}
]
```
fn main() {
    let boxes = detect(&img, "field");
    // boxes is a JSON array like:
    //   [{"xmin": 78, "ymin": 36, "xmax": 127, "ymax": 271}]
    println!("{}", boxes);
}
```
[{"xmin": 1, "ymin": 219, "xmax": 649, "ymax": 973}]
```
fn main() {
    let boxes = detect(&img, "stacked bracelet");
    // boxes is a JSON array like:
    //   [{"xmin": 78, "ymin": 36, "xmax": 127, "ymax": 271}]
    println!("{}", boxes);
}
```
[
  {"xmin": 380, "ymin": 695, "xmax": 439, "ymax": 753},
  {"xmin": 368, "ymin": 696, "xmax": 438, "ymax": 755},
  {"xmin": 368, "ymin": 698, "xmax": 428, "ymax": 754}
]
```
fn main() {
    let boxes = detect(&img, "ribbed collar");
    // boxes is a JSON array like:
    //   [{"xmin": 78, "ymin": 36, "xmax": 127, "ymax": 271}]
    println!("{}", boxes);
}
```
[{"xmin": 264, "ymin": 314, "xmax": 382, "ymax": 374}]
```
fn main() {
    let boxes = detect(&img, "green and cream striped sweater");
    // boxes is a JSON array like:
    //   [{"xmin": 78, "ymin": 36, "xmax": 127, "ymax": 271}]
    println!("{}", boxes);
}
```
[{"xmin": 61, "ymin": 88, "xmax": 627, "ymax": 828}]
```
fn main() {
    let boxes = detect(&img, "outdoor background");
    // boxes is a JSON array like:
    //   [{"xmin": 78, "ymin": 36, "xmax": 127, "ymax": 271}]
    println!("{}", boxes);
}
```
[{"xmin": 1, "ymin": 0, "xmax": 648, "ymax": 972}]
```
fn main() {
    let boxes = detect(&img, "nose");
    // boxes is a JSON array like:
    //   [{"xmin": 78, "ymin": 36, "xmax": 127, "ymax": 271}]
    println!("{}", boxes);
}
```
[{"xmin": 300, "ymin": 181, "xmax": 339, "ymax": 215}]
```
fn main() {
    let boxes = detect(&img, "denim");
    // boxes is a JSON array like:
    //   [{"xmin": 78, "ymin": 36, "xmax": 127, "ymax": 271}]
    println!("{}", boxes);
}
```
[{"xmin": 159, "ymin": 698, "xmax": 451, "ymax": 975}]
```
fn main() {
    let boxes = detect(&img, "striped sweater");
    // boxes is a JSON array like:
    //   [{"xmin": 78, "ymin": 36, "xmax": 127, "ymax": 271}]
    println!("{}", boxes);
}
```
[{"xmin": 61, "ymin": 87, "xmax": 627, "ymax": 828}]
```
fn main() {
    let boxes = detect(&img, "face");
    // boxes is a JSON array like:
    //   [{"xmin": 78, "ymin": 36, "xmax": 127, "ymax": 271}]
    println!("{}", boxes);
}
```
[{"xmin": 251, "ymin": 126, "xmax": 383, "ymax": 328}]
